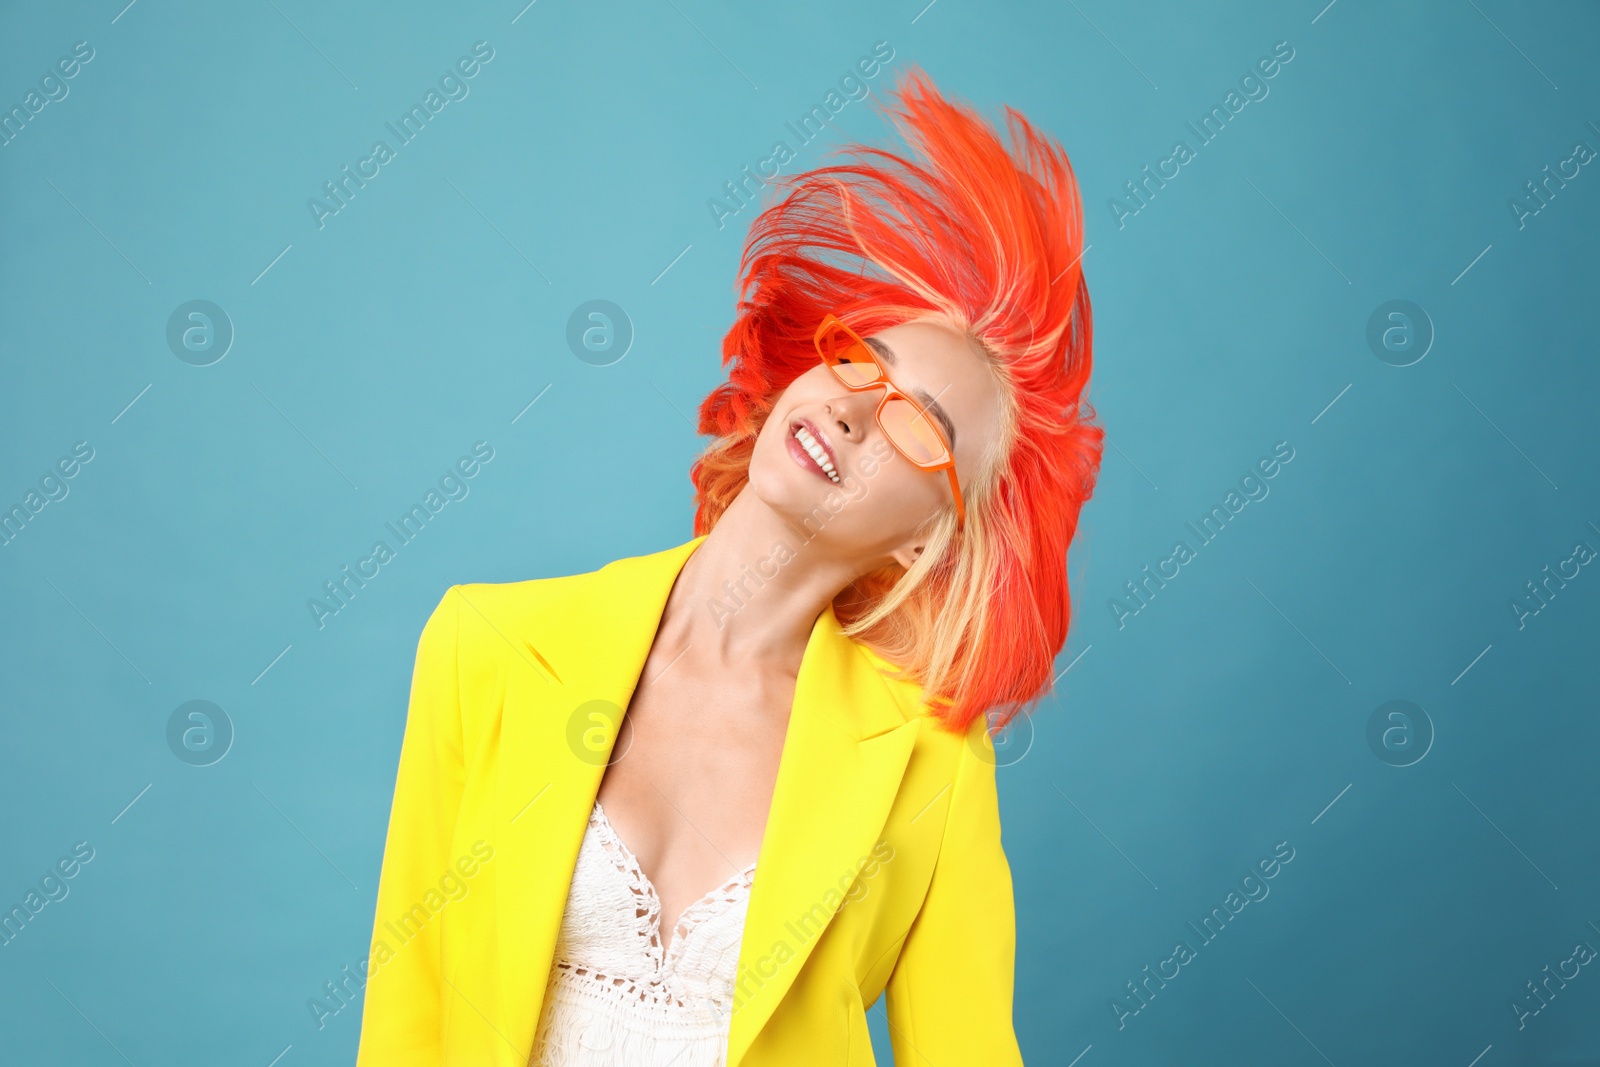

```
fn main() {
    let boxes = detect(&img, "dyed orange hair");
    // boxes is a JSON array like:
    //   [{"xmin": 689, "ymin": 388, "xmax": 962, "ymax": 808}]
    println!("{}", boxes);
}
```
[{"xmin": 690, "ymin": 67, "xmax": 1102, "ymax": 735}]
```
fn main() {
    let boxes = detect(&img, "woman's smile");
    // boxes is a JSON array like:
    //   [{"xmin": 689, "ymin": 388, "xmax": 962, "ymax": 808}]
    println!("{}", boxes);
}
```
[{"xmin": 787, "ymin": 416, "xmax": 842, "ymax": 484}]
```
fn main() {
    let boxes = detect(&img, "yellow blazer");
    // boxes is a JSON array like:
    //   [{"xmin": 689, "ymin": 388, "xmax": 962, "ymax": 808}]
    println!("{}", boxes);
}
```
[{"xmin": 355, "ymin": 534, "xmax": 1024, "ymax": 1066}]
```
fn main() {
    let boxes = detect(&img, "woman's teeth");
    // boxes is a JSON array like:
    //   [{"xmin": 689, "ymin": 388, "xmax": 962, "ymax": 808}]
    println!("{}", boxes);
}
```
[{"xmin": 793, "ymin": 425, "xmax": 840, "ymax": 483}]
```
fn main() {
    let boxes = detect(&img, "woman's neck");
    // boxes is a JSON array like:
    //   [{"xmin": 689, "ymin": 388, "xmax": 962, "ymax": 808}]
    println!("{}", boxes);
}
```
[{"xmin": 653, "ymin": 489, "xmax": 870, "ymax": 671}]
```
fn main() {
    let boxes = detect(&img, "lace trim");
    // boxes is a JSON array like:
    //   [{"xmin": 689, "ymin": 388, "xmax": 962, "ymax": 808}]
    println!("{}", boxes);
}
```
[
  {"xmin": 562, "ymin": 800, "xmax": 755, "ymax": 1011},
  {"xmin": 531, "ymin": 979, "xmax": 732, "ymax": 1067},
  {"xmin": 544, "ymin": 965, "xmax": 734, "ymax": 1032}
]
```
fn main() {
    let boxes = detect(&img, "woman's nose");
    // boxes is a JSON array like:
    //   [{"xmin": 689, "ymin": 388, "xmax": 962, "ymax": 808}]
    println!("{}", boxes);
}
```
[{"xmin": 824, "ymin": 392, "xmax": 875, "ymax": 442}]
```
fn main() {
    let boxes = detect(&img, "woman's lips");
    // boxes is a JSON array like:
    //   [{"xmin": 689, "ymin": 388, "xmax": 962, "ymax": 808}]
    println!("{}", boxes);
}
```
[
  {"xmin": 786, "ymin": 416, "xmax": 841, "ymax": 483},
  {"xmin": 787, "ymin": 430, "xmax": 834, "ymax": 482},
  {"xmin": 797, "ymin": 417, "xmax": 839, "ymax": 469}
]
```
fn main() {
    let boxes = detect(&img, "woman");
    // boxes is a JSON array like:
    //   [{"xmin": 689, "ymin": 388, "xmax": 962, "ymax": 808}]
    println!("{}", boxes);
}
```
[{"xmin": 355, "ymin": 67, "xmax": 1100, "ymax": 1066}]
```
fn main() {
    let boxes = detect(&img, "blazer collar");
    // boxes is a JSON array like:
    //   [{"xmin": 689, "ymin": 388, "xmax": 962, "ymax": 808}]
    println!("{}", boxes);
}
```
[{"xmin": 489, "ymin": 534, "xmax": 924, "ymax": 1066}]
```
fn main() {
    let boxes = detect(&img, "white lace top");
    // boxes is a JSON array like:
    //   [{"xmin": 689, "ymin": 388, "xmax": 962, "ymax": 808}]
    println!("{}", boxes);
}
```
[{"xmin": 529, "ymin": 800, "xmax": 757, "ymax": 1066}]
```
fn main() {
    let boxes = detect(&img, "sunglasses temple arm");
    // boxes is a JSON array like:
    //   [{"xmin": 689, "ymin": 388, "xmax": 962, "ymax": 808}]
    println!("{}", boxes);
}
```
[{"xmin": 947, "ymin": 468, "xmax": 965, "ymax": 528}]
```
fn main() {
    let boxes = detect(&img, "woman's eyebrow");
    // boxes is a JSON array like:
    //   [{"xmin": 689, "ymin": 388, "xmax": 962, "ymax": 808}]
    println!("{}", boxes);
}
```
[{"xmin": 864, "ymin": 336, "xmax": 958, "ymax": 450}]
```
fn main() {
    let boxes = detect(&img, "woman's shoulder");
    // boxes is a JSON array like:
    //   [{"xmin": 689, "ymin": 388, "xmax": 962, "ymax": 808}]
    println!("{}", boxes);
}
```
[
  {"xmin": 417, "ymin": 575, "xmax": 579, "ymax": 650},
  {"xmin": 851, "ymin": 641, "xmax": 991, "ymax": 749},
  {"xmin": 443, "ymin": 538, "xmax": 696, "ymax": 606},
  {"xmin": 418, "ymin": 539, "xmax": 690, "ymax": 668},
  {"xmin": 432, "ymin": 544, "xmax": 643, "ymax": 622}
]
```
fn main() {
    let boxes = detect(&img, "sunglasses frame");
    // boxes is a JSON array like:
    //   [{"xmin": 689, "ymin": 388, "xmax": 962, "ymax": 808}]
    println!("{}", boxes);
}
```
[{"xmin": 812, "ymin": 313, "xmax": 966, "ymax": 531}]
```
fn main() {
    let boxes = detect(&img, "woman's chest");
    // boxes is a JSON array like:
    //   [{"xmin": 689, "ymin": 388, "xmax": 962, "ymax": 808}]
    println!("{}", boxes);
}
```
[{"xmin": 593, "ymin": 673, "xmax": 794, "ymax": 933}]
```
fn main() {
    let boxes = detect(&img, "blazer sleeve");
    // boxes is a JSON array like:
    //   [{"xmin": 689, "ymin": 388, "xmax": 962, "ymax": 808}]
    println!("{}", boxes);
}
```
[
  {"xmin": 885, "ymin": 719, "xmax": 1025, "ymax": 1066},
  {"xmin": 355, "ymin": 586, "xmax": 465, "ymax": 1064}
]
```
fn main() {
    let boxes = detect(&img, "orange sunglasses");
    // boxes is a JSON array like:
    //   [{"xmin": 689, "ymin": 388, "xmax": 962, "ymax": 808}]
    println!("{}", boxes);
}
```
[{"xmin": 813, "ymin": 313, "xmax": 966, "ymax": 531}]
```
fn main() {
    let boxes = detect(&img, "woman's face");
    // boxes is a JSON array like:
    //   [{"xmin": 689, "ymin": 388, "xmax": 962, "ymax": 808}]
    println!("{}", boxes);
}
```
[{"xmin": 747, "ymin": 316, "xmax": 1003, "ymax": 569}]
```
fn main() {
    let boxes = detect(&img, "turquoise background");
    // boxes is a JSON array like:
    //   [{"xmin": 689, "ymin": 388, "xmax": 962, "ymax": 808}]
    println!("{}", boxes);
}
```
[{"xmin": 3, "ymin": 0, "xmax": 1598, "ymax": 1063}]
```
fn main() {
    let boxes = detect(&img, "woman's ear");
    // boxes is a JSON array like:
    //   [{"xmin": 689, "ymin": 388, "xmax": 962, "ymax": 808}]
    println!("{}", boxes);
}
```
[{"xmin": 889, "ymin": 542, "xmax": 925, "ymax": 570}]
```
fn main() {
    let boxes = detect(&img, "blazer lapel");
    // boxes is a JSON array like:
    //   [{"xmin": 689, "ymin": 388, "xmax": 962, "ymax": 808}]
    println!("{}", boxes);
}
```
[
  {"xmin": 486, "ymin": 534, "xmax": 922, "ymax": 1066},
  {"xmin": 725, "ymin": 611, "xmax": 922, "ymax": 1067}
]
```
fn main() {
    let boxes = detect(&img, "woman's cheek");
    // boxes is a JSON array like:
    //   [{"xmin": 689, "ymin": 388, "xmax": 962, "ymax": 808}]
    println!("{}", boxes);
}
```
[{"xmin": 853, "ymin": 438, "xmax": 893, "ymax": 478}]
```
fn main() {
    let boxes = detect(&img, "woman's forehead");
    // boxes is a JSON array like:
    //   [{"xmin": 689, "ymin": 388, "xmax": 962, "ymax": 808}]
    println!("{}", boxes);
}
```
[{"xmin": 869, "ymin": 321, "xmax": 999, "ymax": 407}]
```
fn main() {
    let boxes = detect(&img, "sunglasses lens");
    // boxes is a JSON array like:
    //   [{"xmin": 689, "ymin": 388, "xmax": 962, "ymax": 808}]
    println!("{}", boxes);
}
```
[
  {"xmin": 824, "ymin": 328, "xmax": 883, "ymax": 388},
  {"xmin": 880, "ymin": 397, "xmax": 948, "ymax": 466}
]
